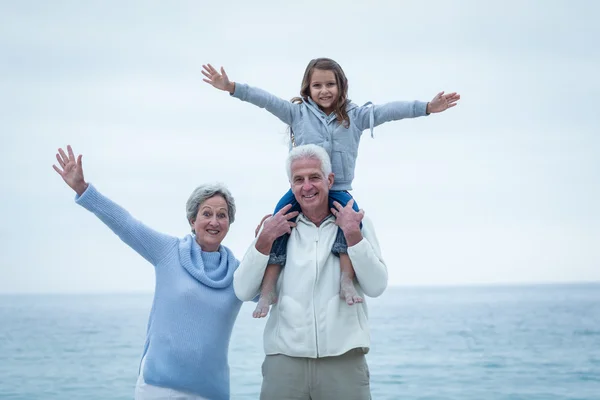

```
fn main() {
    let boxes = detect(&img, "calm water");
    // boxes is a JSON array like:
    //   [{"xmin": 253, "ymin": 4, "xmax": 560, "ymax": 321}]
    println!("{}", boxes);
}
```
[{"xmin": 1, "ymin": 284, "xmax": 599, "ymax": 399}]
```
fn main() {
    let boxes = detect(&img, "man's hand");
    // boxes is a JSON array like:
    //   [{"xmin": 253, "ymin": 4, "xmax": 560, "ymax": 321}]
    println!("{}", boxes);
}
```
[
  {"xmin": 255, "ymin": 205, "xmax": 299, "ymax": 255},
  {"xmin": 255, "ymin": 214, "xmax": 272, "ymax": 237},
  {"xmin": 331, "ymin": 200, "xmax": 364, "ymax": 246}
]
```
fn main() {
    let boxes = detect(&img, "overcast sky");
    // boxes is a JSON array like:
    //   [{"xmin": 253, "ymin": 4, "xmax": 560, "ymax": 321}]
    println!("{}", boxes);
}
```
[{"xmin": 1, "ymin": 0, "xmax": 598, "ymax": 293}]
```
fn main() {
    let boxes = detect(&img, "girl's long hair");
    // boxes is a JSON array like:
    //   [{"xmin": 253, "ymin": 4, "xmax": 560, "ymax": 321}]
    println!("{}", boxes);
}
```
[{"xmin": 291, "ymin": 58, "xmax": 350, "ymax": 128}]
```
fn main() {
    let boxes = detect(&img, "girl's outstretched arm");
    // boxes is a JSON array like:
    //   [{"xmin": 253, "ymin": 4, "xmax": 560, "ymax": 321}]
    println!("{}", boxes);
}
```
[
  {"xmin": 202, "ymin": 63, "xmax": 236, "ymax": 94},
  {"xmin": 354, "ymin": 91, "xmax": 460, "ymax": 135},
  {"xmin": 202, "ymin": 63, "xmax": 300, "ymax": 126}
]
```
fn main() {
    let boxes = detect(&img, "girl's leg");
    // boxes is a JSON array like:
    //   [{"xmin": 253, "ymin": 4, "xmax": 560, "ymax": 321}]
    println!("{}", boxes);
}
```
[
  {"xmin": 254, "ymin": 189, "xmax": 299, "ymax": 318},
  {"xmin": 254, "ymin": 264, "xmax": 282, "ymax": 318},
  {"xmin": 339, "ymin": 247, "xmax": 363, "ymax": 306},
  {"xmin": 329, "ymin": 191, "xmax": 363, "ymax": 306}
]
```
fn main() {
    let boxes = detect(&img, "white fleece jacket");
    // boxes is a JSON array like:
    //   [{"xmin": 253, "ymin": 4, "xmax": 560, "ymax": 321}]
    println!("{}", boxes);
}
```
[{"xmin": 233, "ymin": 213, "xmax": 388, "ymax": 358}]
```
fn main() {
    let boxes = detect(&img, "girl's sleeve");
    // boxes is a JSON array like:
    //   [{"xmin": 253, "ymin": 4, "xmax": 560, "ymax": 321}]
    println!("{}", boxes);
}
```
[
  {"xmin": 231, "ymin": 83, "xmax": 301, "ymax": 126},
  {"xmin": 75, "ymin": 184, "xmax": 178, "ymax": 266},
  {"xmin": 354, "ymin": 100, "xmax": 429, "ymax": 137}
]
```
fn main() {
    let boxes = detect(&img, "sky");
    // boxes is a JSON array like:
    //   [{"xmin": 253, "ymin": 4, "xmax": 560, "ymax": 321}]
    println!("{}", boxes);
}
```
[{"xmin": 1, "ymin": 0, "xmax": 599, "ymax": 293}]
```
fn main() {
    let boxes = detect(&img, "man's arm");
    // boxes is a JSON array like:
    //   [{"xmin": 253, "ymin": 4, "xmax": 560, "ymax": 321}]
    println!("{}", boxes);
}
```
[
  {"xmin": 332, "ymin": 201, "xmax": 388, "ymax": 297},
  {"xmin": 233, "ymin": 236, "xmax": 271, "ymax": 301},
  {"xmin": 347, "ymin": 215, "xmax": 388, "ymax": 297},
  {"xmin": 233, "ymin": 205, "xmax": 299, "ymax": 301}
]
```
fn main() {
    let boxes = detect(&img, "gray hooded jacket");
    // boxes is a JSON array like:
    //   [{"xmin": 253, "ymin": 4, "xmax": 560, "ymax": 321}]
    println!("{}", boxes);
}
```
[{"xmin": 232, "ymin": 83, "xmax": 428, "ymax": 191}]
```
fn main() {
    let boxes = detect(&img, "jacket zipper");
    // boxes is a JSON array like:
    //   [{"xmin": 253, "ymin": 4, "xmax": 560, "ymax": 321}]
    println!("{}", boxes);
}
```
[{"xmin": 313, "ymin": 230, "xmax": 319, "ymax": 358}]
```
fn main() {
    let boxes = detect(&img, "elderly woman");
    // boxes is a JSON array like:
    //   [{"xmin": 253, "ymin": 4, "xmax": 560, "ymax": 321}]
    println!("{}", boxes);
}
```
[{"xmin": 52, "ymin": 145, "xmax": 242, "ymax": 400}]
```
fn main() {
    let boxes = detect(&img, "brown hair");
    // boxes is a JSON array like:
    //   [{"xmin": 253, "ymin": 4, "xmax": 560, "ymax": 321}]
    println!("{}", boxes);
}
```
[{"xmin": 291, "ymin": 58, "xmax": 350, "ymax": 128}]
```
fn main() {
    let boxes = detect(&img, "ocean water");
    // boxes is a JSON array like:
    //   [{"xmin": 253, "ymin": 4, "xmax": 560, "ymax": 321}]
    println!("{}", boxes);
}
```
[{"xmin": 1, "ymin": 284, "xmax": 599, "ymax": 400}]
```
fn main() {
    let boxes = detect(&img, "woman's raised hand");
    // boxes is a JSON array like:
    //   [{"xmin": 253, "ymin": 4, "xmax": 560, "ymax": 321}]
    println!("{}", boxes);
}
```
[
  {"xmin": 202, "ymin": 64, "xmax": 235, "ymax": 94},
  {"xmin": 52, "ymin": 145, "xmax": 88, "ymax": 196}
]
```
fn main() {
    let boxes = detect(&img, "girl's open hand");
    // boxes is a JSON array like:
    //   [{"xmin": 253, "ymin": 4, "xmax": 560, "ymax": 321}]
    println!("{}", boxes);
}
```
[
  {"xmin": 427, "ymin": 91, "xmax": 460, "ymax": 113},
  {"xmin": 202, "ymin": 64, "xmax": 235, "ymax": 94}
]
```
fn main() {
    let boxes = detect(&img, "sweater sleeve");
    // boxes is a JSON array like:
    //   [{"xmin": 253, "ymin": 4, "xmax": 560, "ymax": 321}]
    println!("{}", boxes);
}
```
[
  {"xmin": 233, "ymin": 237, "xmax": 270, "ymax": 301},
  {"xmin": 353, "ymin": 100, "xmax": 429, "ymax": 135},
  {"xmin": 347, "ymin": 215, "xmax": 388, "ymax": 297},
  {"xmin": 75, "ymin": 184, "xmax": 178, "ymax": 266},
  {"xmin": 231, "ymin": 83, "xmax": 300, "ymax": 126}
]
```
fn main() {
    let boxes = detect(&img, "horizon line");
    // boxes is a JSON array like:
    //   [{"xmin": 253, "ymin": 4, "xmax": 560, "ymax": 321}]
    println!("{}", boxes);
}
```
[{"xmin": 1, "ymin": 280, "xmax": 599, "ymax": 296}]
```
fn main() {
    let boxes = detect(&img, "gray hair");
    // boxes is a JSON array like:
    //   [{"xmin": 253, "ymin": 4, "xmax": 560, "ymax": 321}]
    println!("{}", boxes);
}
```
[
  {"xmin": 186, "ymin": 182, "xmax": 236, "ymax": 232},
  {"xmin": 286, "ymin": 144, "xmax": 332, "ymax": 181}
]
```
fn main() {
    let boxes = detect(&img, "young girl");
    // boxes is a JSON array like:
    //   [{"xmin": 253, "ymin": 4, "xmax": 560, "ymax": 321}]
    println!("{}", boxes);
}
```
[{"xmin": 202, "ymin": 58, "xmax": 459, "ymax": 318}]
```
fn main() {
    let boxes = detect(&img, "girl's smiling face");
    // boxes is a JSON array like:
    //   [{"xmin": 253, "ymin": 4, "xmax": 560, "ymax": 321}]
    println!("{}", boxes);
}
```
[{"xmin": 308, "ymin": 69, "xmax": 339, "ymax": 115}]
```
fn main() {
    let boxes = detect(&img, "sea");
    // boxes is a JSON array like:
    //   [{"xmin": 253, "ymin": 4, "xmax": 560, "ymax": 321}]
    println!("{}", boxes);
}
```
[{"xmin": 1, "ymin": 283, "xmax": 599, "ymax": 400}]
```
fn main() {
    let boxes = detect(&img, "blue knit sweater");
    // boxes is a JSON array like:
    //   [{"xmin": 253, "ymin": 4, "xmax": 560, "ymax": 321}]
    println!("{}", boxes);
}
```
[{"xmin": 75, "ymin": 184, "xmax": 242, "ymax": 400}]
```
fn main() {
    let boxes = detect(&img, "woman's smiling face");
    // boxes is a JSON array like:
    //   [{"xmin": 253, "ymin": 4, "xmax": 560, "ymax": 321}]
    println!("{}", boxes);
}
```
[{"xmin": 190, "ymin": 195, "xmax": 230, "ymax": 252}]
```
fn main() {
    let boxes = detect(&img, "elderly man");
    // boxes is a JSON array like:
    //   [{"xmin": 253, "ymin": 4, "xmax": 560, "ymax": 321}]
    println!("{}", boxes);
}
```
[{"xmin": 234, "ymin": 144, "xmax": 388, "ymax": 400}]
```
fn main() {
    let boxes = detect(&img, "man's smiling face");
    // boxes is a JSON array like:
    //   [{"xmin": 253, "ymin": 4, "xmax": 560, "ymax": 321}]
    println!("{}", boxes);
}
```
[{"xmin": 290, "ymin": 157, "xmax": 334, "ymax": 216}]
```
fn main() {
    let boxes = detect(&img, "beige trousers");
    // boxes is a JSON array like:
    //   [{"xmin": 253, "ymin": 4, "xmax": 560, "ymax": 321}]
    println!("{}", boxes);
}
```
[{"xmin": 260, "ymin": 348, "xmax": 371, "ymax": 400}]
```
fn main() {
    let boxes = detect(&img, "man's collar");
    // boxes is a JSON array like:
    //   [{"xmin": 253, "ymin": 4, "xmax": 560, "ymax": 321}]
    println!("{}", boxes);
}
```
[{"xmin": 297, "ymin": 212, "xmax": 334, "ymax": 227}]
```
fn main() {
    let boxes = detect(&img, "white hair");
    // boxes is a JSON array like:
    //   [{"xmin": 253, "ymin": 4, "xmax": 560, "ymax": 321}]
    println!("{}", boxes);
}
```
[
  {"xmin": 186, "ymin": 182, "xmax": 236, "ymax": 232},
  {"xmin": 286, "ymin": 144, "xmax": 332, "ymax": 181}
]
